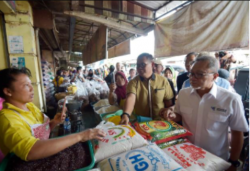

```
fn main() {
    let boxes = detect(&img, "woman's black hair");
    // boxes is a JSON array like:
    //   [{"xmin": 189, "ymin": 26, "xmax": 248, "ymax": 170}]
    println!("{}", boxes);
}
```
[
  {"xmin": 0, "ymin": 67, "xmax": 32, "ymax": 98},
  {"xmin": 56, "ymin": 69, "xmax": 61, "ymax": 76},
  {"xmin": 77, "ymin": 66, "xmax": 82, "ymax": 71},
  {"xmin": 164, "ymin": 67, "xmax": 172, "ymax": 74}
]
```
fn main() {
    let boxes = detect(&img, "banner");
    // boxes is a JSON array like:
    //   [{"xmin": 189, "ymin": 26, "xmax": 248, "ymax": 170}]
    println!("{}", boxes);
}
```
[
  {"xmin": 108, "ymin": 39, "xmax": 130, "ymax": 58},
  {"xmin": 83, "ymin": 25, "xmax": 108, "ymax": 65},
  {"xmin": 154, "ymin": 1, "xmax": 249, "ymax": 58}
]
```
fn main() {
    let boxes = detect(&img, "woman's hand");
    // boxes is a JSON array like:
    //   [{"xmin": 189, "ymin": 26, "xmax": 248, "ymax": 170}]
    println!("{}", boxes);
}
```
[
  {"xmin": 120, "ymin": 115, "xmax": 129, "ymax": 125},
  {"xmin": 53, "ymin": 112, "xmax": 66, "ymax": 125},
  {"xmin": 109, "ymin": 83, "xmax": 116, "ymax": 92},
  {"xmin": 52, "ymin": 106, "xmax": 67, "ymax": 125},
  {"xmin": 79, "ymin": 128, "xmax": 106, "ymax": 142}
]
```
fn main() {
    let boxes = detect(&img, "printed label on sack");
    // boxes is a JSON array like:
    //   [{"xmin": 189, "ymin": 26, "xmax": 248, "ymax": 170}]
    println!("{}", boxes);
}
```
[
  {"xmin": 139, "ymin": 121, "xmax": 172, "ymax": 133},
  {"xmin": 107, "ymin": 144, "xmax": 185, "ymax": 171},
  {"xmin": 163, "ymin": 143, "xmax": 231, "ymax": 171},
  {"xmin": 94, "ymin": 125, "xmax": 136, "ymax": 149}
]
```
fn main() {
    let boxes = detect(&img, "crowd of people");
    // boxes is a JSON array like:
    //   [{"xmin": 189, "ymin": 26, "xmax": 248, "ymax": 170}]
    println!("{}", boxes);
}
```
[{"xmin": 0, "ymin": 51, "xmax": 248, "ymax": 171}]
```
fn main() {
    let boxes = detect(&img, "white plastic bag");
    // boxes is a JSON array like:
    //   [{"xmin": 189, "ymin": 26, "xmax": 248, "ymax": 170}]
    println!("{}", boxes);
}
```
[
  {"xmin": 98, "ymin": 143, "xmax": 187, "ymax": 171},
  {"xmin": 75, "ymin": 81, "xmax": 88, "ymax": 102},
  {"xmin": 162, "ymin": 143, "xmax": 231, "ymax": 171},
  {"xmin": 93, "ymin": 121, "xmax": 148, "ymax": 162},
  {"xmin": 95, "ymin": 105, "xmax": 120, "ymax": 115}
]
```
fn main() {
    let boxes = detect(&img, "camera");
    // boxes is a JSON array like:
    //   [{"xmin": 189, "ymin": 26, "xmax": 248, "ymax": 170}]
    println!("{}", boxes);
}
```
[{"xmin": 218, "ymin": 51, "xmax": 226, "ymax": 58}]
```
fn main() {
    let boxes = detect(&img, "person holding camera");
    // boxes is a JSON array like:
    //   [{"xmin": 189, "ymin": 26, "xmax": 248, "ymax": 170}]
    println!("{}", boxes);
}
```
[{"xmin": 215, "ymin": 51, "xmax": 237, "ymax": 71}]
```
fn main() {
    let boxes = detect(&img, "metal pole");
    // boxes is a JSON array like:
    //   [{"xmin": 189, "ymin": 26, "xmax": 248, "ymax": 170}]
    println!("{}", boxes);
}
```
[
  {"xmin": 1, "ymin": 13, "xmax": 10, "ymax": 67},
  {"xmin": 35, "ymin": 28, "xmax": 47, "ymax": 112},
  {"xmin": 154, "ymin": 1, "xmax": 193, "ymax": 21}
]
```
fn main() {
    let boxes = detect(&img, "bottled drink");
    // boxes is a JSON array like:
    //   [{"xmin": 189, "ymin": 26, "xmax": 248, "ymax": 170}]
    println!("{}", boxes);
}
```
[{"xmin": 64, "ymin": 117, "xmax": 71, "ymax": 135}]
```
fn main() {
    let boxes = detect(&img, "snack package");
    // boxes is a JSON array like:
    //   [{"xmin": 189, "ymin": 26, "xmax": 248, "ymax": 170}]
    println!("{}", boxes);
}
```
[
  {"xmin": 93, "ymin": 121, "xmax": 148, "ymax": 162},
  {"xmin": 162, "ymin": 143, "xmax": 231, "ymax": 171},
  {"xmin": 158, "ymin": 138, "xmax": 190, "ymax": 149},
  {"xmin": 98, "ymin": 143, "xmax": 187, "ymax": 171},
  {"xmin": 134, "ymin": 120, "xmax": 192, "ymax": 144}
]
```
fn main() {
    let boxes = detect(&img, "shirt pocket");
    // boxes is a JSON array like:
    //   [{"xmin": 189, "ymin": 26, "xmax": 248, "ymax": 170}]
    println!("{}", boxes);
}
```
[
  {"xmin": 206, "ymin": 112, "xmax": 229, "ymax": 131},
  {"xmin": 153, "ymin": 88, "xmax": 165, "ymax": 103},
  {"xmin": 180, "ymin": 106, "xmax": 193, "ymax": 124}
]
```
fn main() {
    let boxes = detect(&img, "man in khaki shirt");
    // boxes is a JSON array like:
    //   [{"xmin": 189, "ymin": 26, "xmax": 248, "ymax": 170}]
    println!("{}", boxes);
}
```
[{"xmin": 120, "ymin": 53, "xmax": 174, "ymax": 124}]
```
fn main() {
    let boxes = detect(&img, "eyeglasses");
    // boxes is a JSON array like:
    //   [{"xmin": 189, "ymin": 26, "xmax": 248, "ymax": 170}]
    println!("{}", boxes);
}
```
[
  {"xmin": 185, "ymin": 61, "xmax": 195, "ymax": 66},
  {"xmin": 187, "ymin": 72, "xmax": 214, "ymax": 79},
  {"xmin": 137, "ymin": 62, "xmax": 150, "ymax": 68}
]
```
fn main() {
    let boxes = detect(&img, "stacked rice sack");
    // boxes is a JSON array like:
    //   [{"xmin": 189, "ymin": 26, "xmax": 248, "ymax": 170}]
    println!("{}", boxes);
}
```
[
  {"xmin": 134, "ymin": 120, "xmax": 192, "ymax": 145},
  {"xmin": 92, "ymin": 121, "xmax": 230, "ymax": 171},
  {"xmin": 162, "ymin": 143, "xmax": 231, "ymax": 171}
]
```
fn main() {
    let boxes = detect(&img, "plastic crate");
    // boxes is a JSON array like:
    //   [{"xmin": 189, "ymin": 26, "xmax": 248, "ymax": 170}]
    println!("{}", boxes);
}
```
[{"xmin": 0, "ymin": 141, "xmax": 95, "ymax": 171}]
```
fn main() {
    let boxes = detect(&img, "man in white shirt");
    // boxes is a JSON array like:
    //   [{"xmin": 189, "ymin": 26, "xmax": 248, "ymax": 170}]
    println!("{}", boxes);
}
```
[{"xmin": 164, "ymin": 55, "xmax": 248, "ymax": 171}]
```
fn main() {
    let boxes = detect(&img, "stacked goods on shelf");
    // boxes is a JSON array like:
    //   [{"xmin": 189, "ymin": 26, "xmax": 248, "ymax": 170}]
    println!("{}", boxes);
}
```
[{"xmin": 41, "ymin": 61, "xmax": 56, "ymax": 105}]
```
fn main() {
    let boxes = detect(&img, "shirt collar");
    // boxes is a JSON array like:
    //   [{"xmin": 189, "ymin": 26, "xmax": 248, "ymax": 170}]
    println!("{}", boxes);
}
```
[
  {"xmin": 139, "ymin": 73, "xmax": 156, "ymax": 81},
  {"xmin": 215, "ymin": 77, "xmax": 219, "ymax": 83},
  {"xmin": 190, "ymin": 83, "xmax": 217, "ymax": 98},
  {"xmin": 3, "ymin": 102, "xmax": 32, "ymax": 114}
]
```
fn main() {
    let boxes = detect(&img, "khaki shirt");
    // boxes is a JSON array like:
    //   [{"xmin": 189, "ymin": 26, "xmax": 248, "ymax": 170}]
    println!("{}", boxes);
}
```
[{"xmin": 127, "ymin": 74, "xmax": 173, "ymax": 119}]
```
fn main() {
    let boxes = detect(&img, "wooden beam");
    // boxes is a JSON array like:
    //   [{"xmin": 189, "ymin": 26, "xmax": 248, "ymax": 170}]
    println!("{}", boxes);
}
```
[
  {"xmin": 79, "ymin": 3, "xmax": 154, "ymax": 21},
  {"xmin": 69, "ymin": 17, "xmax": 76, "ymax": 54},
  {"xmin": 64, "ymin": 11, "xmax": 147, "ymax": 36},
  {"xmin": 39, "ymin": 32, "xmax": 53, "ymax": 51}
]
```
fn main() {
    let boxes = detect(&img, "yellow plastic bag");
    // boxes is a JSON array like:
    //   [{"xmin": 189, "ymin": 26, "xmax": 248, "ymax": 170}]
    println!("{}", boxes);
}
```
[{"xmin": 107, "ymin": 115, "xmax": 121, "ymax": 125}]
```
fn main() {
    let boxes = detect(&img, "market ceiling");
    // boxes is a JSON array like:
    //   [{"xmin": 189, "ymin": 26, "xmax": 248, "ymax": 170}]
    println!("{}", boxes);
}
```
[{"xmin": 30, "ymin": 1, "xmax": 192, "ymax": 54}]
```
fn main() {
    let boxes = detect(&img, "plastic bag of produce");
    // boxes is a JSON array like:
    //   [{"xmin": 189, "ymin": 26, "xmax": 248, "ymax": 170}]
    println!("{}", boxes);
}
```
[
  {"xmin": 98, "ymin": 143, "xmax": 187, "ymax": 171},
  {"xmin": 162, "ymin": 143, "xmax": 231, "ymax": 171},
  {"xmin": 93, "ymin": 99, "xmax": 110, "ymax": 108},
  {"xmin": 95, "ymin": 105, "xmax": 120, "ymax": 115},
  {"xmin": 134, "ymin": 120, "xmax": 192, "ymax": 144},
  {"xmin": 158, "ymin": 138, "xmax": 189, "ymax": 149},
  {"xmin": 75, "ymin": 82, "xmax": 88, "ymax": 101},
  {"xmin": 93, "ymin": 121, "xmax": 148, "ymax": 162}
]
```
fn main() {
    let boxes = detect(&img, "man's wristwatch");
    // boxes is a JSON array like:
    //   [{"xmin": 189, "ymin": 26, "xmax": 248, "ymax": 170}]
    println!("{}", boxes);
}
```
[
  {"xmin": 121, "ymin": 113, "xmax": 130, "ymax": 119},
  {"xmin": 228, "ymin": 159, "xmax": 240, "ymax": 168}
]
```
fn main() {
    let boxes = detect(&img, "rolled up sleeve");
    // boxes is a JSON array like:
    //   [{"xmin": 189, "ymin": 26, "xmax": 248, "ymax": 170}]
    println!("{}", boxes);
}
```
[{"xmin": 126, "ymin": 79, "xmax": 137, "ymax": 95}]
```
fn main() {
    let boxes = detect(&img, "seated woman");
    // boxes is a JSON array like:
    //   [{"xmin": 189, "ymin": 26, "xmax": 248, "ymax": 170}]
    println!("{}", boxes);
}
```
[
  {"xmin": 0, "ymin": 68, "xmax": 106, "ymax": 170},
  {"xmin": 53, "ymin": 69, "xmax": 65, "ymax": 93},
  {"xmin": 108, "ymin": 71, "xmax": 128, "ymax": 108}
]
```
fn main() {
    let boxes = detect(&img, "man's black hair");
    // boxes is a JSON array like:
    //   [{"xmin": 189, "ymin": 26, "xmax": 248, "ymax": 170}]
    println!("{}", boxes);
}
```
[
  {"xmin": 76, "ymin": 66, "xmax": 82, "ymax": 71},
  {"xmin": 129, "ymin": 68, "xmax": 135, "ymax": 72},
  {"xmin": 109, "ymin": 65, "xmax": 115, "ymax": 72},
  {"xmin": 185, "ymin": 52, "xmax": 197, "ymax": 61},
  {"xmin": 137, "ymin": 53, "xmax": 154, "ymax": 61},
  {"xmin": 0, "ymin": 67, "xmax": 31, "ymax": 98}
]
